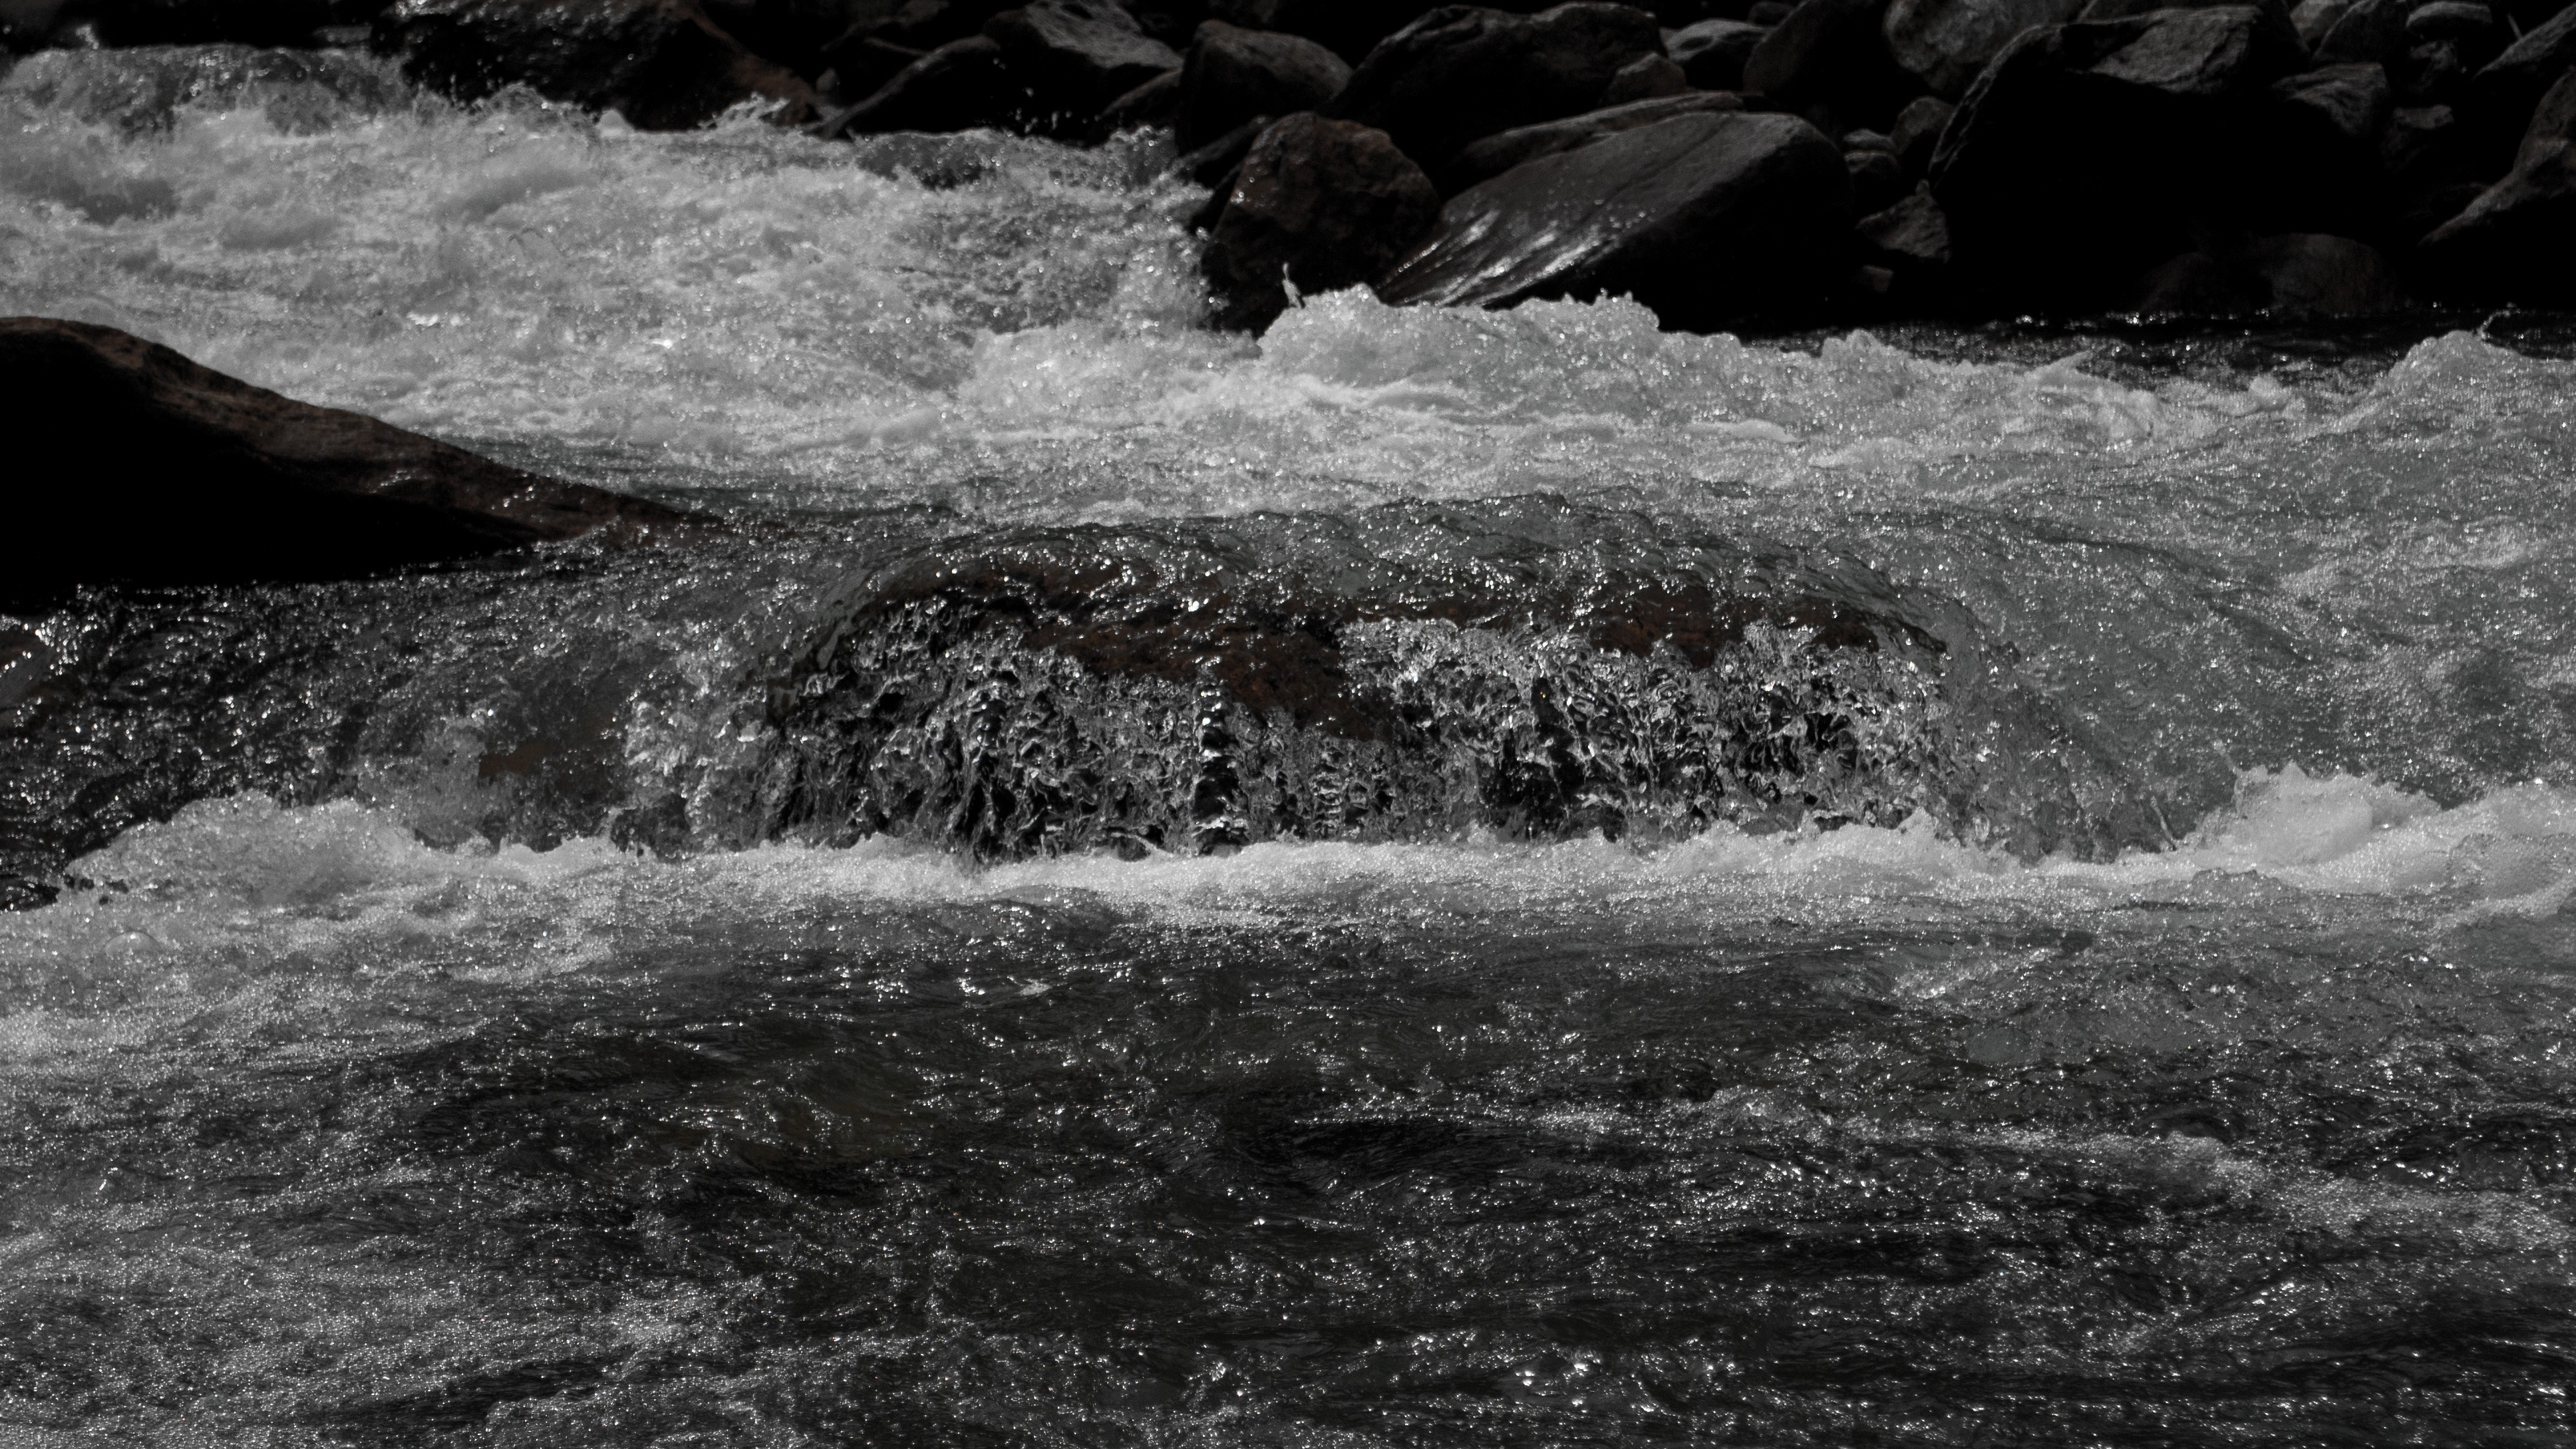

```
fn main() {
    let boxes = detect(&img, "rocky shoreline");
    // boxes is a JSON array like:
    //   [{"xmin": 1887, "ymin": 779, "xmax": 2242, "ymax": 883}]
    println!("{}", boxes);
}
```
[{"xmin": 11, "ymin": 0, "xmax": 2576, "ymax": 329}]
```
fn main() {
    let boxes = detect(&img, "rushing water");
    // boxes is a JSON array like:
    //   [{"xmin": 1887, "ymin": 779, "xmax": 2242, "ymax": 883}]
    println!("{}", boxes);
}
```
[{"xmin": 7, "ymin": 43, "xmax": 2576, "ymax": 1446}]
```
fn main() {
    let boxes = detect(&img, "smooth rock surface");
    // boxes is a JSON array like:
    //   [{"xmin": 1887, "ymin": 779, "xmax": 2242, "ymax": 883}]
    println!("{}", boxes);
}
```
[
  {"xmin": 0, "ymin": 317, "xmax": 694, "ymax": 613},
  {"xmin": 1742, "ymin": 0, "xmax": 1918, "ymax": 127},
  {"xmin": 1376, "ymin": 108, "xmax": 1851, "ymax": 327},
  {"xmin": 1447, "ymin": 88, "xmax": 1744, "ymax": 184}
]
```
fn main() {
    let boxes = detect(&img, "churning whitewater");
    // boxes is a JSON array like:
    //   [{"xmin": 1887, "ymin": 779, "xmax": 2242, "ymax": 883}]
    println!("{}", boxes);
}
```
[{"xmin": 5, "ymin": 44, "xmax": 2576, "ymax": 1446}]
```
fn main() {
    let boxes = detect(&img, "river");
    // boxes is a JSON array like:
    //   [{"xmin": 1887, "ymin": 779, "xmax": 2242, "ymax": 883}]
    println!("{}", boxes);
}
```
[{"xmin": 3, "ymin": 42, "xmax": 2574, "ymax": 1446}]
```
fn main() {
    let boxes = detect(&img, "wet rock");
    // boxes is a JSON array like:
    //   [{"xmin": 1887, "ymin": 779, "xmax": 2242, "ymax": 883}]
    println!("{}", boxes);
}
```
[
  {"xmin": 700, "ymin": 0, "xmax": 865, "ymax": 73},
  {"xmin": 1097, "ymin": 62, "xmax": 1183, "ymax": 128},
  {"xmin": 1857, "ymin": 183, "xmax": 1953, "ymax": 271},
  {"xmin": 983, "ymin": 0, "xmax": 1180, "ymax": 122},
  {"xmin": 1376, "ymin": 108, "xmax": 1852, "ymax": 327},
  {"xmin": 1601, "ymin": 49, "xmax": 1691, "ymax": 98},
  {"xmin": 1846, "ymin": 140, "xmax": 1907, "ymax": 209},
  {"xmin": 754, "ymin": 504, "xmax": 1971, "ymax": 859},
  {"xmin": 1178, "ymin": 112, "xmax": 1269, "ymax": 181},
  {"xmin": 1176, "ymin": 17, "xmax": 1348, "ymax": 148},
  {"xmin": 1926, "ymin": 5, "xmax": 2309, "ymax": 307},
  {"xmin": 1667, "ymin": 16, "xmax": 1765, "ymax": 86},
  {"xmin": 373, "ymin": 0, "xmax": 817, "ymax": 129},
  {"xmin": 1202, "ymin": 112, "xmax": 1442, "ymax": 330},
  {"xmin": 17, "ymin": 0, "xmax": 347, "ymax": 47},
  {"xmin": 815, "ymin": 31, "xmax": 1021, "ymax": 134},
  {"xmin": 1446, "ymin": 88, "xmax": 1744, "ymax": 186},
  {"xmin": 1742, "ymin": 0, "xmax": 1919, "ymax": 129},
  {"xmin": 2289, "ymin": 0, "xmax": 2348, "ymax": 45},
  {"xmin": 874, "ymin": 0, "xmax": 1019, "ymax": 47},
  {"xmin": 816, "ymin": 30, "xmax": 927, "ymax": 102},
  {"xmin": 2421, "ymin": 67, "xmax": 2576, "ymax": 300},
  {"xmin": 1327, "ymin": 3, "xmax": 1667, "ymax": 183},
  {"xmin": 1881, "ymin": 0, "xmax": 2087, "ymax": 98},
  {"xmin": 2134, "ymin": 232, "xmax": 2406, "ymax": 310},
  {"xmin": 2257, "ymin": 61, "xmax": 2390, "ymax": 229},
  {"xmin": 2315, "ymin": 0, "xmax": 2404, "ymax": 64},
  {"xmin": 1887, "ymin": 91, "xmax": 1952, "ymax": 173},
  {"xmin": 0, "ymin": 317, "xmax": 695, "ymax": 613},
  {"xmin": 1206, "ymin": 0, "xmax": 1451, "ymax": 61},
  {"xmin": 2379, "ymin": 98, "xmax": 2482, "ymax": 191}
]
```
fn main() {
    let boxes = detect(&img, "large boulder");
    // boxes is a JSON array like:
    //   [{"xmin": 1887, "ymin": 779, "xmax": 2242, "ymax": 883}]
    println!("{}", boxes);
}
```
[
  {"xmin": 2420, "ymin": 66, "xmax": 2576, "ymax": 301},
  {"xmin": 983, "ymin": 0, "xmax": 1180, "ymax": 122},
  {"xmin": 1742, "ymin": 0, "xmax": 1920, "ymax": 128},
  {"xmin": 373, "ymin": 0, "xmax": 816, "ymax": 129},
  {"xmin": 0, "ymin": 318, "xmax": 695, "ymax": 613},
  {"xmin": 1327, "ymin": 3, "xmax": 1667, "ymax": 184},
  {"xmin": 1448, "ymin": 88, "xmax": 1744, "ymax": 186},
  {"xmin": 1926, "ymin": 5, "xmax": 2309, "ymax": 307},
  {"xmin": 1374, "ymin": 108, "xmax": 1852, "ymax": 327},
  {"xmin": 2257, "ymin": 61, "xmax": 2389, "ymax": 229},
  {"xmin": 1881, "ymin": 0, "xmax": 2088, "ymax": 98},
  {"xmin": 1202, "ymin": 113, "xmax": 1443, "ymax": 330},
  {"xmin": 1176, "ymin": 18, "xmax": 1349, "ymax": 148}
]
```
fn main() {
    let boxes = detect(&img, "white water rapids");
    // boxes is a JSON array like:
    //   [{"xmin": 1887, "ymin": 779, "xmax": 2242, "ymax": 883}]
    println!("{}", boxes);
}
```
[{"xmin": 5, "ymin": 41, "xmax": 2576, "ymax": 1447}]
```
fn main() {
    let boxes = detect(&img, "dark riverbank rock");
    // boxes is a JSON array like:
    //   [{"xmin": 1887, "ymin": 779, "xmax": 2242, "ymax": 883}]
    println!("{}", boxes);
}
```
[
  {"xmin": 1202, "ymin": 113, "xmax": 1442, "ymax": 330},
  {"xmin": 983, "ymin": 0, "xmax": 1179, "ymax": 122},
  {"xmin": 7, "ymin": 0, "xmax": 355, "ymax": 48},
  {"xmin": 1448, "ymin": 88, "xmax": 1744, "ymax": 186},
  {"xmin": 1667, "ymin": 16, "xmax": 1764, "ymax": 87},
  {"xmin": 373, "ymin": 0, "xmax": 816, "ymax": 129},
  {"xmin": 0, "ymin": 317, "xmax": 696, "ymax": 613},
  {"xmin": 1927, "ymin": 4, "xmax": 2309, "ymax": 309},
  {"xmin": 814, "ymin": 31, "xmax": 1022, "ymax": 134},
  {"xmin": 1742, "ymin": 0, "xmax": 1919, "ymax": 129},
  {"xmin": 1376, "ymin": 108, "xmax": 1850, "ymax": 327},
  {"xmin": 1176, "ymin": 17, "xmax": 1348, "ymax": 148},
  {"xmin": 1881, "ymin": 0, "xmax": 2086, "ymax": 98},
  {"xmin": 1327, "ymin": 3, "xmax": 1666, "ymax": 184},
  {"xmin": 750, "ymin": 504, "xmax": 1973, "ymax": 858},
  {"xmin": 2419, "ymin": 67, "xmax": 2576, "ymax": 301},
  {"xmin": 2134, "ymin": 232, "xmax": 2406, "ymax": 311},
  {"xmin": 1206, "ymin": 0, "xmax": 1452, "ymax": 61}
]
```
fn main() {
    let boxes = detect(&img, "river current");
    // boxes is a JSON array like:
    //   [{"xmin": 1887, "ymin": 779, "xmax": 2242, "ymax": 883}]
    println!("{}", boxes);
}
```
[{"xmin": 5, "ymin": 43, "xmax": 2576, "ymax": 1446}]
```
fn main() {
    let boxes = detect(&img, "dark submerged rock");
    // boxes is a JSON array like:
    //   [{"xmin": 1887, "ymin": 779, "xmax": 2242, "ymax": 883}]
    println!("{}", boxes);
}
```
[
  {"xmin": 1376, "ymin": 108, "xmax": 1852, "ymax": 328},
  {"xmin": 373, "ymin": 0, "xmax": 818, "ymax": 129},
  {"xmin": 1327, "ymin": 2, "xmax": 1667, "ymax": 184},
  {"xmin": 1667, "ymin": 15, "xmax": 1766, "ymax": 87},
  {"xmin": 750, "ymin": 504, "xmax": 1979, "ymax": 860},
  {"xmin": 1446, "ymin": 88, "xmax": 1744, "ymax": 186},
  {"xmin": 1176, "ymin": 17, "xmax": 1349, "ymax": 148},
  {"xmin": 1202, "ymin": 112, "xmax": 1443, "ymax": 330},
  {"xmin": 0, "ymin": 317, "xmax": 695, "ymax": 613}
]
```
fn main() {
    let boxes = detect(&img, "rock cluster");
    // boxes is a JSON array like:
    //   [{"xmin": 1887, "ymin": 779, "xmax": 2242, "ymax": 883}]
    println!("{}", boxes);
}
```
[{"xmin": 19, "ymin": 0, "xmax": 2576, "ymax": 323}]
